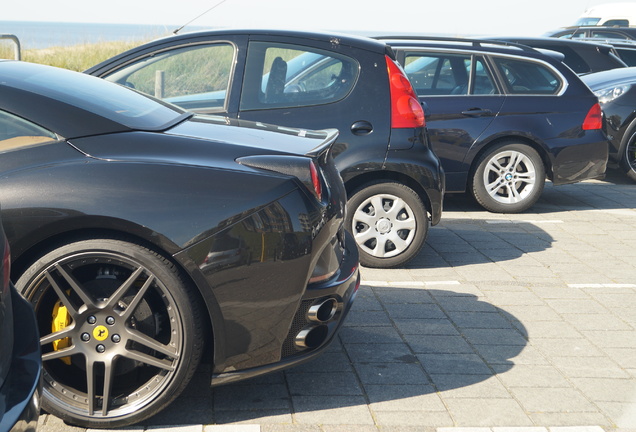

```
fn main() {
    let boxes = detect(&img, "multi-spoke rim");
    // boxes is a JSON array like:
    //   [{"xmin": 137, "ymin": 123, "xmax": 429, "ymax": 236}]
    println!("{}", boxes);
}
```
[
  {"xmin": 627, "ymin": 137, "xmax": 636, "ymax": 174},
  {"xmin": 351, "ymin": 193, "xmax": 416, "ymax": 258},
  {"xmin": 482, "ymin": 150, "xmax": 537, "ymax": 204},
  {"xmin": 27, "ymin": 251, "xmax": 184, "ymax": 419}
]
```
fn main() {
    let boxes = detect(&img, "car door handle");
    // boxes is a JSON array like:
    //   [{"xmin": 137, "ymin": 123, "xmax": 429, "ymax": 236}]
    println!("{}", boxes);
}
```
[
  {"xmin": 351, "ymin": 120, "xmax": 373, "ymax": 136},
  {"xmin": 461, "ymin": 108, "xmax": 493, "ymax": 117}
]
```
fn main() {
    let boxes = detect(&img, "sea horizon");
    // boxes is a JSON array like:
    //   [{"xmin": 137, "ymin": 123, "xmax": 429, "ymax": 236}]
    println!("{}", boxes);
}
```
[{"xmin": 0, "ymin": 20, "xmax": 207, "ymax": 49}]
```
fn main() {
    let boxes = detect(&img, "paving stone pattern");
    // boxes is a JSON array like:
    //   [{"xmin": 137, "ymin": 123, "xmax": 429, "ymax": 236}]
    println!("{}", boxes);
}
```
[{"xmin": 38, "ymin": 172, "xmax": 636, "ymax": 432}]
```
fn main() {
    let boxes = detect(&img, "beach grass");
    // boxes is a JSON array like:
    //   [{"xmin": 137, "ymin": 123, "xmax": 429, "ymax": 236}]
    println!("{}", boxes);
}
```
[{"xmin": 0, "ymin": 40, "xmax": 147, "ymax": 71}]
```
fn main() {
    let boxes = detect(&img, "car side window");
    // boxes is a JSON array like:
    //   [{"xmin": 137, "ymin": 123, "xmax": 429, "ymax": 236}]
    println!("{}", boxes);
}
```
[
  {"xmin": 592, "ymin": 30, "xmax": 630, "ymax": 40},
  {"xmin": 564, "ymin": 32, "xmax": 583, "ymax": 39},
  {"xmin": 616, "ymin": 47, "xmax": 636, "ymax": 66},
  {"xmin": 0, "ymin": 110, "xmax": 57, "ymax": 152},
  {"xmin": 492, "ymin": 57, "xmax": 561, "ymax": 95},
  {"xmin": 600, "ymin": 20, "xmax": 629, "ymax": 27},
  {"xmin": 103, "ymin": 43, "xmax": 235, "ymax": 112},
  {"xmin": 404, "ymin": 53, "xmax": 496, "ymax": 96},
  {"xmin": 240, "ymin": 42, "xmax": 358, "ymax": 110},
  {"xmin": 472, "ymin": 57, "xmax": 497, "ymax": 95}
]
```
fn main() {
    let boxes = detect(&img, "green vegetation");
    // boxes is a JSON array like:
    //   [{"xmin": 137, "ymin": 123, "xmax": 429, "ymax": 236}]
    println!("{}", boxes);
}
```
[
  {"xmin": 117, "ymin": 44, "xmax": 235, "ymax": 98},
  {"xmin": 0, "ymin": 40, "xmax": 146, "ymax": 71}
]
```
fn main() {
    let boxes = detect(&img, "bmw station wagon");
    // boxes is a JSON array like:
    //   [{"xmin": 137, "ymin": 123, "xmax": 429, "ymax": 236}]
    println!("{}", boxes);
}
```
[{"xmin": 381, "ymin": 37, "xmax": 608, "ymax": 213}]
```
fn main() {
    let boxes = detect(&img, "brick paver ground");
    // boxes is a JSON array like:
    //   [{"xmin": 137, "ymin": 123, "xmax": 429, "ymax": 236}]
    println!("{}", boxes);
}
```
[{"xmin": 38, "ymin": 171, "xmax": 636, "ymax": 432}]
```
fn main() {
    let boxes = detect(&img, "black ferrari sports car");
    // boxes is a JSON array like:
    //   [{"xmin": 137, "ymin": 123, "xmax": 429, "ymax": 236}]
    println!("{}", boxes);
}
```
[{"xmin": 0, "ymin": 60, "xmax": 360, "ymax": 428}]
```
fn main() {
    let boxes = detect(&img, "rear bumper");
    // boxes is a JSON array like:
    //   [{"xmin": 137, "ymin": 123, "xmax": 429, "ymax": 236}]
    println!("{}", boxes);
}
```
[
  {"xmin": 0, "ymin": 286, "xmax": 41, "ymax": 432},
  {"xmin": 548, "ymin": 133, "xmax": 609, "ymax": 185},
  {"xmin": 210, "ymin": 230, "xmax": 360, "ymax": 386}
]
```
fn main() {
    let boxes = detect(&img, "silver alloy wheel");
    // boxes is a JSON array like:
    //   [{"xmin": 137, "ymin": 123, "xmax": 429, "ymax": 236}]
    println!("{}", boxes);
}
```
[
  {"xmin": 27, "ymin": 250, "xmax": 184, "ymax": 420},
  {"xmin": 482, "ymin": 150, "xmax": 537, "ymax": 204},
  {"xmin": 351, "ymin": 193, "xmax": 417, "ymax": 258}
]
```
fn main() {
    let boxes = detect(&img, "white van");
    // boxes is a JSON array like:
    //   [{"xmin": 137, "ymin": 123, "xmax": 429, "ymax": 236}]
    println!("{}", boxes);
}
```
[{"xmin": 575, "ymin": 2, "xmax": 636, "ymax": 27}]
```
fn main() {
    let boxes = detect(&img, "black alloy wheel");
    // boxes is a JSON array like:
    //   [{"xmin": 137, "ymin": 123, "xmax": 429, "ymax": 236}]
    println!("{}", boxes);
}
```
[
  {"xmin": 622, "ymin": 132, "xmax": 636, "ymax": 182},
  {"xmin": 346, "ymin": 181, "xmax": 428, "ymax": 268},
  {"xmin": 471, "ymin": 142, "xmax": 545, "ymax": 213},
  {"xmin": 15, "ymin": 238, "xmax": 204, "ymax": 428}
]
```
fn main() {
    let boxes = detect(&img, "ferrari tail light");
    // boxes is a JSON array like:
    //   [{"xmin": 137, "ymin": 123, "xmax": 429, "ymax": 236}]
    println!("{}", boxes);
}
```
[
  {"xmin": 386, "ymin": 55, "xmax": 425, "ymax": 129},
  {"xmin": 309, "ymin": 160, "xmax": 322, "ymax": 201},
  {"xmin": 582, "ymin": 103, "xmax": 603, "ymax": 130},
  {"xmin": 237, "ymin": 155, "xmax": 325, "ymax": 201}
]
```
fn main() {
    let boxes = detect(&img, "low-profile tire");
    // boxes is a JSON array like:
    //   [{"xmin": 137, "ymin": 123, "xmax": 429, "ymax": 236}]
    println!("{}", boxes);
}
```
[
  {"xmin": 346, "ymin": 181, "xmax": 429, "ymax": 268},
  {"xmin": 15, "ymin": 238, "xmax": 204, "ymax": 428},
  {"xmin": 471, "ymin": 142, "xmax": 545, "ymax": 213},
  {"xmin": 621, "ymin": 133, "xmax": 636, "ymax": 182}
]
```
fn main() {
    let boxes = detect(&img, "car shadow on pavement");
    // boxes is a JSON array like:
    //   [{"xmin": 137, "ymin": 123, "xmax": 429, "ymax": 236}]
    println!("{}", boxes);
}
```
[
  {"xmin": 444, "ymin": 168, "xmax": 634, "ymax": 215},
  {"xmin": 403, "ymin": 215, "xmax": 554, "ymax": 270},
  {"xmin": 444, "ymin": 170, "xmax": 634, "ymax": 214},
  {"xmin": 403, "ymin": 168, "xmax": 636, "ymax": 270},
  {"xmin": 142, "ymin": 287, "xmax": 527, "ymax": 426}
]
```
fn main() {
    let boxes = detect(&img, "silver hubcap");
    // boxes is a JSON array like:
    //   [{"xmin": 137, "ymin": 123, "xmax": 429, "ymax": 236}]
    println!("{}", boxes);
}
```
[
  {"xmin": 483, "ymin": 150, "xmax": 536, "ymax": 204},
  {"xmin": 352, "ymin": 193, "xmax": 416, "ymax": 258}
]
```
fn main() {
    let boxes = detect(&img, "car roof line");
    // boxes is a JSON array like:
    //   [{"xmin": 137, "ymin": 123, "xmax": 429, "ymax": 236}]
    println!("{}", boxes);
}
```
[{"xmin": 374, "ymin": 35, "xmax": 539, "ymax": 53}]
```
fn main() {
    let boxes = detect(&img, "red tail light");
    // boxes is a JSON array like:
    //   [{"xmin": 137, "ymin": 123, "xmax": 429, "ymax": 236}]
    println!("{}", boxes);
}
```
[
  {"xmin": 582, "ymin": 103, "xmax": 603, "ymax": 130},
  {"xmin": 309, "ymin": 160, "xmax": 322, "ymax": 201},
  {"xmin": 386, "ymin": 55, "xmax": 425, "ymax": 129}
]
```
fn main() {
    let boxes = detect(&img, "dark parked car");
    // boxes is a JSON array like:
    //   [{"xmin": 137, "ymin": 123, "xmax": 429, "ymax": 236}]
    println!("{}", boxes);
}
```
[
  {"xmin": 85, "ymin": 29, "xmax": 445, "ymax": 268},
  {"xmin": 607, "ymin": 40, "xmax": 636, "ymax": 66},
  {"xmin": 0, "ymin": 216, "xmax": 40, "ymax": 432},
  {"xmin": 377, "ymin": 37, "xmax": 609, "ymax": 213},
  {"xmin": 0, "ymin": 60, "xmax": 360, "ymax": 428},
  {"xmin": 547, "ymin": 26, "xmax": 636, "ymax": 41},
  {"xmin": 486, "ymin": 37, "xmax": 627, "ymax": 74},
  {"xmin": 581, "ymin": 66, "xmax": 636, "ymax": 181},
  {"xmin": 545, "ymin": 26, "xmax": 636, "ymax": 67}
]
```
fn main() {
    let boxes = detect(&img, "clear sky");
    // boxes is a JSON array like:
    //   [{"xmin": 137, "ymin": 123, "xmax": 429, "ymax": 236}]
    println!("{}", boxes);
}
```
[{"xmin": 1, "ymin": 0, "xmax": 632, "ymax": 37}]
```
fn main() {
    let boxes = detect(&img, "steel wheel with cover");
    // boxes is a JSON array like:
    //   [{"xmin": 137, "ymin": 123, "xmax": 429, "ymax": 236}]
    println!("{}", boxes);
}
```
[
  {"xmin": 471, "ymin": 142, "xmax": 545, "ymax": 213},
  {"xmin": 15, "ymin": 238, "xmax": 204, "ymax": 428},
  {"xmin": 346, "ymin": 181, "xmax": 428, "ymax": 268},
  {"xmin": 622, "ymin": 131, "xmax": 636, "ymax": 182}
]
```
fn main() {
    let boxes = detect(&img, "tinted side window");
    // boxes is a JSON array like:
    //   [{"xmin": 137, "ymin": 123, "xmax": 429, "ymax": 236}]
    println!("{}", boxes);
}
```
[
  {"xmin": 616, "ymin": 47, "xmax": 636, "ymax": 66},
  {"xmin": 602, "ymin": 20, "xmax": 629, "ymax": 27},
  {"xmin": 493, "ymin": 57, "xmax": 562, "ymax": 95},
  {"xmin": 404, "ymin": 53, "xmax": 496, "ymax": 96},
  {"xmin": 103, "ymin": 43, "xmax": 235, "ymax": 112},
  {"xmin": 0, "ymin": 110, "xmax": 57, "ymax": 152},
  {"xmin": 405, "ymin": 53, "xmax": 469, "ymax": 95},
  {"xmin": 240, "ymin": 42, "xmax": 358, "ymax": 110},
  {"xmin": 592, "ymin": 31, "xmax": 630, "ymax": 40},
  {"xmin": 473, "ymin": 57, "xmax": 497, "ymax": 95}
]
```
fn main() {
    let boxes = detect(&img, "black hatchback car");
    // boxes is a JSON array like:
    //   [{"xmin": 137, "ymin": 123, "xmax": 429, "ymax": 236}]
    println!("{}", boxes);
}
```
[
  {"xmin": 86, "ymin": 29, "xmax": 444, "ymax": 268},
  {"xmin": 379, "ymin": 37, "xmax": 609, "ymax": 213}
]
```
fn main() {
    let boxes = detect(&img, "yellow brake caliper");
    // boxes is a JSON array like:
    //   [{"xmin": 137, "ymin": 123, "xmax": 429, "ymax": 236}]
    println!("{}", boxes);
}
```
[{"xmin": 52, "ymin": 299, "xmax": 72, "ymax": 365}]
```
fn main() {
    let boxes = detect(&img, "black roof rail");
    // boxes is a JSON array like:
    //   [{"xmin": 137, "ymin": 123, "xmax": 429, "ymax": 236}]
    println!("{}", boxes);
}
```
[
  {"xmin": 375, "ymin": 35, "xmax": 540, "ymax": 53},
  {"xmin": 0, "ymin": 34, "xmax": 21, "ymax": 60}
]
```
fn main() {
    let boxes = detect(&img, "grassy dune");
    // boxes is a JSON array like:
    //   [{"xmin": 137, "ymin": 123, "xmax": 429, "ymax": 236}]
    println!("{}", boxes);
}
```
[{"xmin": 0, "ymin": 40, "xmax": 146, "ymax": 71}]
